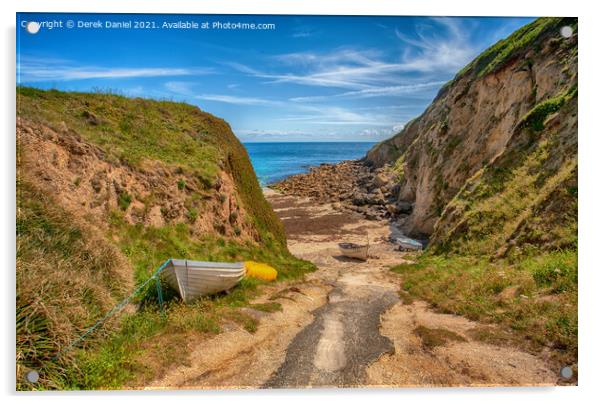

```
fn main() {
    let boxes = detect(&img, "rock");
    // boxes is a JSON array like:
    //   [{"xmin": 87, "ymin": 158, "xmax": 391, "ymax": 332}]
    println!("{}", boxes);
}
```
[
  {"xmin": 352, "ymin": 193, "xmax": 367, "ymax": 206},
  {"xmin": 366, "ymin": 212, "xmax": 379, "ymax": 220},
  {"xmin": 389, "ymin": 183, "xmax": 401, "ymax": 197},
  {"xmin": 396, "ymin": 201, "xmax": 413, "ymax": 214},
  {"xmin": 146, "ymin": 205, "xmax": 164, "ymax": 227},
  {"xmin": 386, "ymin": 204, "xmax": 398, "ymax": 214},
  {"xmin": 373, "ymin": 173, "xmax": 389, "ymax": 187}
]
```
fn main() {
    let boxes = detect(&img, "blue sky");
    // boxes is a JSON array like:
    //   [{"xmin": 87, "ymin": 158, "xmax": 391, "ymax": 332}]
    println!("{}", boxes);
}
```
[{"xmin": 17, "ymin": 13, "xmax": 534, "ymax": 142}]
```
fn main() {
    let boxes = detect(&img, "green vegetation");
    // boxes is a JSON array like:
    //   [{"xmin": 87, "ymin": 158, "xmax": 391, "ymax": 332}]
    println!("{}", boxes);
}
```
[
  {"xmin": 16, "ymin": 180, "xmax": 131, "ymax": 390},
  {"xmin": 117, "ymin": 191, "xmax": 132, "ymax": 211},
  {"xmin": 393, "ymin": 250, "xmax": 577, "ymax": 364},
  {"xmin": 17, "ymin": 87, "xmax": 218, "ymax": 185},
  {"xmin": 107, "ymin": 210, "xmax": 313, "ymax": 286},
  {"xmin": 519, "ymin": 85, "xmax": 577, "ymax": 131},
  {"xmin": 455, "ymin": 17, "xmax": 575, "ymax": 80},
  {"xmin": 430, "ymin": 90, "xmax": 577, "ymax": 258},
  {"xmin": 17, "ymin": 87, "xmax": 315, "ymax": 389},
  {"xmin": 186, "ymin": 207, "xmax": 198, "ymax": 222}
]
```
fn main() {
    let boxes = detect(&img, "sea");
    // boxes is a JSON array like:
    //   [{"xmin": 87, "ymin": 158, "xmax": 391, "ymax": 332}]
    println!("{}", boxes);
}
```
[{"xmin": 243, "ymin": 142, "xmax": 376, "ymax": 186}]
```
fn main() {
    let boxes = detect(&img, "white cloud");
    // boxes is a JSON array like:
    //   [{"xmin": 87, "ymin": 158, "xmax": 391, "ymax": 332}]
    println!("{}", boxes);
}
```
[
  {"xmin": 17, "ymin": 56, "xmax": 213, "ymax": 82},
  {"xmin": 289, "ymin": 80, "xmax": 446, "ymax": 102},
  {"xmin": 276, "ymin": 105, "xmax": 396, "ymax": 126},
  {"xmin": 195, "ymin": 94, "xmax": 281, "ymax": 106},
  {"xmin": 164, "ymin": 81, "xmax": 196, "ymax": 95},
  {"xmin": 226, "ymin": 20, "xmax": 477, "ymax": 96},
  {"xmin": 394, "ymin": 17, "xmax": 477, "ymax": 73}
]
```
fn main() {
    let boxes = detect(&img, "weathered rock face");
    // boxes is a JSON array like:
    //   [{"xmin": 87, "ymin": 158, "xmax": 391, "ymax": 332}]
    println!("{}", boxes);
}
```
[{"xmin": 364, "ymin": 17, "xmax": 578, "ymax": 242}]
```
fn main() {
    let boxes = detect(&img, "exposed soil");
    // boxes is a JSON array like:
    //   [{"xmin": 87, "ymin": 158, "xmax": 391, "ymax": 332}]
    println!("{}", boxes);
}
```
[
  {"xmin": 17, "ymin": 118, "xmax": 254, "ymax": 240},
  {"xmin": 145, "ymin": 190, "xmax": 558, "ymax": 389}
]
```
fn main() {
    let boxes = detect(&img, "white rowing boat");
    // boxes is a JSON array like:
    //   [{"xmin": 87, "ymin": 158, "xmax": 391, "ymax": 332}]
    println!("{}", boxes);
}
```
[
  {"xmin": 338, "ymin": 242, "xmax": 369, "ymax": 261},
  {"xmin": 395, "ymin": 236, "xmax": 423, "ymax": 251},
  {"xmin": 161, "ymin": 259, "xmax": 245, "ymax": 303}
]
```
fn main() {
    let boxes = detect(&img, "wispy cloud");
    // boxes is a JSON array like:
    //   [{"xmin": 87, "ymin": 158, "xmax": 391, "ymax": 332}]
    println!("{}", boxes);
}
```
[
  {"xmin": 195, "ymin": 94, "xmax": 281, "ymax": 106},
  {"xmin": 394, "ymin": 17, "xmax": 477, "ymax": 73},
  {"xmin": 276, "ymin": 105, "xmax": 396, "ymax": 126},
  {"xmin": 235, "ymin": 121, "xmax": 407, "ymax": 142},
  {"xmin": 226, "ymin": 21, "xmax": 476, "ymax": 97},
  {"xmin": 289, "ymin": 80, "xmax": 446, "ymax": 102},
  {"xmin": 18, "ymin": 56, "xmax": 213, "ymax": 82},
  {"xmin": 164, "ymin": 81, "xmax": 196, "ymax": 95}
]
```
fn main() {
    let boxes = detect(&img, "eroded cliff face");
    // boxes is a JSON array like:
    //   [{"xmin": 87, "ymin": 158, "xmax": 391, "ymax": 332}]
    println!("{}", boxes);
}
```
[
  {"xmin": 18, "ymin": 118, "xmax": 255, "ymax": 241},
  {"xmin": 365, "ymin": 17, "xmax": 577, "ymax": 246}
]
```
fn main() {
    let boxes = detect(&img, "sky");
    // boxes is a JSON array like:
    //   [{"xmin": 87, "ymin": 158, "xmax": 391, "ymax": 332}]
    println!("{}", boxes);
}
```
[{"xmin": 17, "ymin": 13, "xmax": 534, "ymax": 142}]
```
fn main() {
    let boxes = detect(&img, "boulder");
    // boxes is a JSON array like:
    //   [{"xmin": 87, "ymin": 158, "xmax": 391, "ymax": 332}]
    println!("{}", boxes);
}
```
[
  {"xmin": 396, "ymin": 201, "xmax": 413, "ymax": 214},
  {"xmin": 352, "ymin": 193, "xmax": 368, "ymax": 206},
  {"xmin": 386, "ymin": 204, "xmax": 399, "ymax": 214},
  {"xmin": 373, "ymin": 173, "xmax": 390, "ymax": 187},
  {"xmin": 389, "ymin": 183, "xmax": 401, "ymax": 197}
]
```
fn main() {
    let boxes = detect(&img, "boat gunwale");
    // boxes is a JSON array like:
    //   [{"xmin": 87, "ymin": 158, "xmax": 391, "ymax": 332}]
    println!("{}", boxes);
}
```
[{"xmin": 168, "ymin": 259, "xmax": 245, "ymax": 270}]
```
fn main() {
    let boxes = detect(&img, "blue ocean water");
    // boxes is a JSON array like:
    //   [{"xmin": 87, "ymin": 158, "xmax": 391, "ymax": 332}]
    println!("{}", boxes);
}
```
[{"xmin": 244, "ymin": 142, "xmax": 376, "ymax": 186}]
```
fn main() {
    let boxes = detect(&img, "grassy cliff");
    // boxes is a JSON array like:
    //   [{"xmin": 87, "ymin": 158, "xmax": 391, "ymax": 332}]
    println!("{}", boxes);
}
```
[{"xmin": 16, "ymin": 88, "xmax": 314, "ymax": 389}]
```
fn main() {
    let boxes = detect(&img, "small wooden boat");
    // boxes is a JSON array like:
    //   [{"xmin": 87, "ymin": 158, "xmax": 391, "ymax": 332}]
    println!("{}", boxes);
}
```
[
  {"xmin": 161, "ymin": 259, "xmax": 245, "ymax": 303},
  {"xmin": 395, "ymin": 236, "xmax": 423, "ymax": 251},
  {"xmin": 338, "ymin": 242, "xmax": 369, "ymax": 261}
]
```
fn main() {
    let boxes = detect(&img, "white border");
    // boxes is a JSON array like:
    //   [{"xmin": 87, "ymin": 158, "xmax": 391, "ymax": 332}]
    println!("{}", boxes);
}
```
[{"xmin": 2, "ymin": 1, "xmax": 600, "ymax": 404}]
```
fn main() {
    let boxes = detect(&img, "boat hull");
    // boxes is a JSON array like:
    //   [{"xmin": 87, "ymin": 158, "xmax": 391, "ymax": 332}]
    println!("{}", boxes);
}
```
[
  {"xmin": 395, "ymin": 237, "xmax": 423, "ymax": 251},
  {"xmin": 338, "ymin": 243, "xmax": 369, "ymax": 261},
  {"xmin": 162, "ymin": 259, "xmax": 245, "ymax": 303}
]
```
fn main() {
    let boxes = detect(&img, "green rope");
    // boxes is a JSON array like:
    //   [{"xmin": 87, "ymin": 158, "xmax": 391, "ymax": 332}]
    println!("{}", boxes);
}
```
[
  {"xmin": 51, "ymin": 258, "xmax": 172, "ymax": 362},
  {"xmin": 155, "ymin": 277, "xmax": 165, "ymax": 318}
]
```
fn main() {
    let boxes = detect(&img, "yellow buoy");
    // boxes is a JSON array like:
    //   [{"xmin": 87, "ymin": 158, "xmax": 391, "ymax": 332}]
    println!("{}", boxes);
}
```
[{"xmin": 244, "ymin": 261, "xmax": 278, "ymax": 281}]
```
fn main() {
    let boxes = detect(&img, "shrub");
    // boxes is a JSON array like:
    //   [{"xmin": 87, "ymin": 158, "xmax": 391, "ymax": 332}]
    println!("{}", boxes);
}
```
[{"xmin": 117, "ymin": 191, "xmax": 132, "ymax": 211}]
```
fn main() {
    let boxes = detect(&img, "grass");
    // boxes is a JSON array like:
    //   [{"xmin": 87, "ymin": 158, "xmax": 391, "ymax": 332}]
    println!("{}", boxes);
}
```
[
  {"xmin": 369, "ymin": 16, "xmax": 578, "ymax": 375},
  {"xmin": 519, "ymin": 85, "xmax": 577, "ymax": 131},
  {"xmin": 17, "ymin": 87, "xmax": 219, "ymax": 185},
  {"xmin": 58, "ymin": 205, "xmax": 314, "ymax": 389},
  {"xmin": 392, "ymin": 250, "xmax": 577, "ymax": 365},
  {"xmin": 249, "ymin": 302, "xmax": 282, "ymax": 313},
  {"xmin": 16, "ymin": 180, "xmax": 132, "ymax": 390},
  {"xmin": 455, "ymin": 18, "xmax": 575, "ymax": 80},
  {"xmin": 19, "ymin": 199, "xmax": 314, "ymax": 390}
]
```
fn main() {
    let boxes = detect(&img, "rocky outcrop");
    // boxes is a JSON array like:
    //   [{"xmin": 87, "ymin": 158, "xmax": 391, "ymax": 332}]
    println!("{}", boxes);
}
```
[
  {"xmin": 364, "ymin": 17, "xmax": 578, "ymax": 244},
  {"xmin": 272, "ymin": 161, "xmax": 403, "ymax": 222}
]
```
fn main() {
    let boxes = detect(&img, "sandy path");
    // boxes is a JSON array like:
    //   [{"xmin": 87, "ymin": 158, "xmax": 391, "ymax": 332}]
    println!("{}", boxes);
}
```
[{"xmin": 146, "ymin": 191, "xmax": 557, "ymax": 389}]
